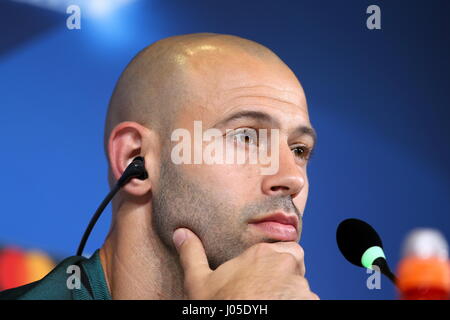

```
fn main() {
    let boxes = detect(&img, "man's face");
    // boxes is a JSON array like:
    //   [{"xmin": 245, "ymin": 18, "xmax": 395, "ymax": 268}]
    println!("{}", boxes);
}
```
[{"xmin": 152, "ymin": 49, "xmax": 315, "ymax": 269}]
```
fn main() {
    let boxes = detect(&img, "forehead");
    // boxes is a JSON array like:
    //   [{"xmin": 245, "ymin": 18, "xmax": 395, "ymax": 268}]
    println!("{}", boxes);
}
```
[{"xmin": 175, "ymin": 49, "xmax": 309, "ymax": 128}]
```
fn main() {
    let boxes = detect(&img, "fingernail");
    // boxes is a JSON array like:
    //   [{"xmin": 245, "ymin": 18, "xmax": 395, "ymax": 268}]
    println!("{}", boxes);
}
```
[{"xmin": 173, "ymin": 228, "xmax": 187, "ymax": 249}]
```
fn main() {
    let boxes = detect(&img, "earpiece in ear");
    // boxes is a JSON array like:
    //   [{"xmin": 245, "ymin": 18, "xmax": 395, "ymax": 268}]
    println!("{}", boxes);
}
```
[{"xmin": 117, "ymin": 156, "xmax": 149, "ymax": 187}]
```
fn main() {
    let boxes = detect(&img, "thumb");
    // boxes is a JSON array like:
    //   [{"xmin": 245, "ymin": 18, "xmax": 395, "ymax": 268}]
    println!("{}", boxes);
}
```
[{"xmin": 172, "ymin": 228, "xmax": 211, "ymax": 283}]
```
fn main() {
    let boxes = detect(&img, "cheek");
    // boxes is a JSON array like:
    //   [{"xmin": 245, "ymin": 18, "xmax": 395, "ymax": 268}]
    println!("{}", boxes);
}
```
[{"xmin": 188, "ymin": 163, "xmax": 262, "ymax": 204}]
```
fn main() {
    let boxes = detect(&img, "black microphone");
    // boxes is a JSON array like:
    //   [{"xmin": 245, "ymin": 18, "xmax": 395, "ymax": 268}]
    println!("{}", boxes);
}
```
[
  {"xmin": 336, "ymin": 218, "xmax": 397, "ymax": 284},
  {"xmin": 76, "ymin": 156, "xmax": 149, "ymax": 257}
]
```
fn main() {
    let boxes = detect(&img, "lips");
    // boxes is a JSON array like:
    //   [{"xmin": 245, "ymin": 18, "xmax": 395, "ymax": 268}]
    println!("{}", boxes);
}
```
[{"xmin": 248, "ymin": 212, "xmax": 299, "ymax": 241}]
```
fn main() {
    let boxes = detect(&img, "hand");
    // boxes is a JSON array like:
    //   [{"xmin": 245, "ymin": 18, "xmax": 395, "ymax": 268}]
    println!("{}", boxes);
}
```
[{"xmin": 172, "ymin": 228, "xmax": 320, "ymax": 300}]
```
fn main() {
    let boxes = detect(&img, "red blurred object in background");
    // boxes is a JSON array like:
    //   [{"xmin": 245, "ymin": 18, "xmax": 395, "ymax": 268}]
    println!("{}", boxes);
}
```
[
  {"xmin": 0, "ymin": 247, "xmax": 28, "ymax": 290},
  {"xmin": 397, "ymin": 229, "xmax": 450, "ymax": 300},
  {"xmin": 0, "ymin": 246, "xmax": 56, "ymax": 291},
  {"xmin": 397, "ymin": 257, "xmax": 450, "ymax": 300}
]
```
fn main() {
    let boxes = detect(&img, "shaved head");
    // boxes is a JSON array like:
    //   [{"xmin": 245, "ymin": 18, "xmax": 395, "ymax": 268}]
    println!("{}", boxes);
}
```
[{"xmin": 104, "ymin": 33, "xmax": 297, "ymax": 188}]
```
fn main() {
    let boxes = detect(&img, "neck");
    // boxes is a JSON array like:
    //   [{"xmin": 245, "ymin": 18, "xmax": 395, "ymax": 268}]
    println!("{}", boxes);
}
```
[{"xmin": 99, "ymin": 201, "xmax": 186, "ymax": 299}]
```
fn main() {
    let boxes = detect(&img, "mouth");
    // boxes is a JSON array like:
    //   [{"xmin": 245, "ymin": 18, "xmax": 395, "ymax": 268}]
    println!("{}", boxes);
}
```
[{"xmin": 248, "ymin": 212, "xmax": 299, "ymax": 241}]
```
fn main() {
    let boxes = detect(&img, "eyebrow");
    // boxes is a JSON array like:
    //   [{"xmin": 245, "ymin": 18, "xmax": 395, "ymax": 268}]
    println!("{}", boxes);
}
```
[
  {"xmin": 294, "ymin": 125, "xmax": 317, "ymax": 148},
  {"xmin": 215, "ymin": 110, "xmax": 277, "ymax": 127},
  {"xmin": 214, "ymin": 110, "xmax": 317, "ymax": 147}
]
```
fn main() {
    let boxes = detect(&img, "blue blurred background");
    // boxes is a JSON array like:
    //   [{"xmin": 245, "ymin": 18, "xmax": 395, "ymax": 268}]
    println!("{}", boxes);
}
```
[{"xmin": 0, "ymin": 0, "xmax": 449, "ymax": 299}]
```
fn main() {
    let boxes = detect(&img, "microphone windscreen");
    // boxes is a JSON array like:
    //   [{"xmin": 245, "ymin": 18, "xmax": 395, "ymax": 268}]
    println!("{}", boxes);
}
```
[{"xmin": 336, "ymin": 218, "xmax": 383, "ymax": 267}]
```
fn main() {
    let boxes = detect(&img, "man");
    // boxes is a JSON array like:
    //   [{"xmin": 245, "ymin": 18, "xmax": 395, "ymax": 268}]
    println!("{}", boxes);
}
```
[{"xmin": 0, "ymin": 33, "xmax": 319, "ymax": 300}]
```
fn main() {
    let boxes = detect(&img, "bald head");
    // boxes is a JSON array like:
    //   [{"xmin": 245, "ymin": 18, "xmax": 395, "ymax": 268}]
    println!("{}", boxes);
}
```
[{"xmin": 104, "ymin": 33, "xmax": 303, "ymax": 187}]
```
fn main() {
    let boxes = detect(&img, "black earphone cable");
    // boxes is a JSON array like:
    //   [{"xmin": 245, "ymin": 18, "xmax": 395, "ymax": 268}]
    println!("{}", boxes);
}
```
[
  {"xmin": 76, "ymin": 183, "xmax": 120, "ymax": 256},
  {"xmin": 76, "ymin": 156, "xmax": 148, "ymax": 256}
]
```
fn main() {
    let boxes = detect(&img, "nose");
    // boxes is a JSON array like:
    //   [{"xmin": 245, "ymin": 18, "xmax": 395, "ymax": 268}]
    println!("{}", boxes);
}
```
[{"xmin": 261, "ymin": 143, "xmax": 306, "ymax": 198}]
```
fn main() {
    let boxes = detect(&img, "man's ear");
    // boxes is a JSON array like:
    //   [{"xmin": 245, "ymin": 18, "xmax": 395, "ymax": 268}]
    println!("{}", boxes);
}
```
[{"xmin": 108, "ymin": 121, "xmax": 154, "ymax": 197}]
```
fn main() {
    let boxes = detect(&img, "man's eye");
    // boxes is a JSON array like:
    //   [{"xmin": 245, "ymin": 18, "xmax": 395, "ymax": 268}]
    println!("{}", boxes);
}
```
[
  {"xmin": 234, "ymin": 129, "xmax": 258, "ymax": 145},
  {"xmin": 292, "ymin": 145, "xmax": 313, "ymax": 160}
]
